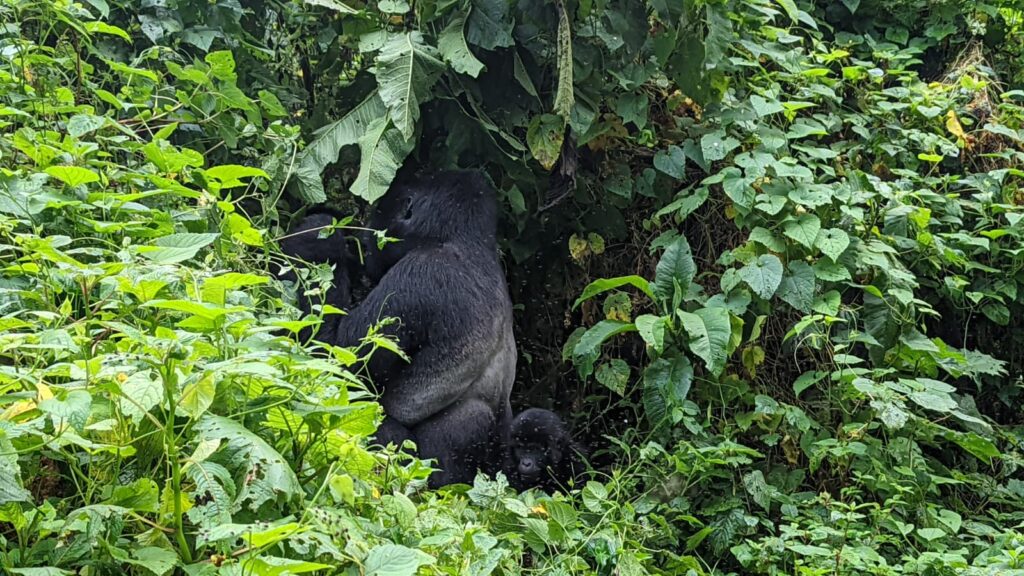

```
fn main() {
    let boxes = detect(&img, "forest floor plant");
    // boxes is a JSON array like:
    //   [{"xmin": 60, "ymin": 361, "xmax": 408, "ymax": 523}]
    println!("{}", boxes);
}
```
[{"xmin": 3, "ymin": 0, "xmax": 1024, "ymax": 574}]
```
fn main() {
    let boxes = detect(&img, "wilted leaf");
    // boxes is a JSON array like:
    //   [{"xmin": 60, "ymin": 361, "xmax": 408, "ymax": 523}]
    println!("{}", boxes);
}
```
[{"xmin": 526, "ymin": 114, "xmax": 565, "ymax": 170}]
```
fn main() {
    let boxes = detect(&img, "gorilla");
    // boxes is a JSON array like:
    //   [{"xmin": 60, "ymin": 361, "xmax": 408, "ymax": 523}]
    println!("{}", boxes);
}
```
[
  {"xmin": 277, "ymin": 211, "xmax": 351, "ymax": 317},
  {"xmin": 505, "ymin": 408, "xmax": 586, "ymax": 492},
  {"xmin": 281, "ymin": 171, "xmax": 516, "ymax": 488}
]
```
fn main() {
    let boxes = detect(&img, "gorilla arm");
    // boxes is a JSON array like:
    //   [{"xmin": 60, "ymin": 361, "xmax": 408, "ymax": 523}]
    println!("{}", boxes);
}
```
[{"xmin": 329, "ymin": 250, "xmax": 488, "ymax": 427}]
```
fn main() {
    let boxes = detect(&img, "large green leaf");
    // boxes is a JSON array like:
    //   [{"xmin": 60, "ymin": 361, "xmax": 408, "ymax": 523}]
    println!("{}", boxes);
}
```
[
  {"xmin": 375, "ymin": 32, "xmax": 445, "ymax": 140},
  {"xmin": 364, "ymin": 544, "xmax": 436, "ymax": 576},
  {"xmin": 739, "ymin": 255, "xmax": 783, "ymax": 299},
  {"xmin": 653, "ymin": 236, "xmax": 696, "ymax": 304},
  {"xmin": 39, "ymin": 390, "xmax": 92, "ymax": 431},
  {"xmin": 138, "ymin": 233, "xmax": 219, "ymax": 264},
  {"xmin": 573, "ymin": 275, "xmax": 654, "ymax": 309},
  {"xmin": 45, "ymin": 166, "xmax": 100, "ymax": 187},
  {"xmin": 635, "ymin": 314, "xmax": 668, "ymax": 353},
  {"xmin": 783, "ymin": 214, "xmax": 821, "ymax": 249},
  {"xmin": 777, "ymin": 261, "xmax": 815, "ymax": 313},
  {"xmin": 438, "ymin": 11, "xmax": 485, "ymax": 77},
  {"xmin": 677, "ymin": 307, "xmax": 732, "ymax": 375},
  {"xmin": 654, "ymin": 145, "xmax": 686, "ymax": 179},
  {"xmin": 200, "ymin": 272, "xmax": 269, "ymax": 306},
  {"xmin": 118, "ymin": 370, "xmax": 163, "ymax": 424},
  {"xmin": 294, "ymin": 92, "xmax": 387, "ymax": 203},
  {"xmin": 349, "ymin": 117, "xmax": 416, "ymax": 203},
  {"xmin": 195, "ymin": 415, "xmax": 302, "ymax": 510},
  {"xmin": 816, "ymin": 228, "xmax": 850, "ymax": 261},
  {"xmin": 465, "ymin": 0, "xmax": 514, "ymax": 50},
  {"xmin": 642, "ymin": 356, "xmax": 694, "ymax": 426},
  {"xmin": 0, "ymin": 434, "xmax": 31, "ymax": 504},
  {"xmin": 573, "ymin": 320, "xmax": 637, "ymax": 359}
]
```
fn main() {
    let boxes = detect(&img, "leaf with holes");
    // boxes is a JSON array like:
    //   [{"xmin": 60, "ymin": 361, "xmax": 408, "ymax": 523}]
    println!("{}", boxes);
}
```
[
  {"xmin": 739, "ymin": 255, "xmax": 783, "ymax": 299},
  {"xmin": 526, "ymin": 114, "xmax": 565, "ymax": 171},
  {"xmin": 294, "ymin": 92, "xmax": 387, "ymax": 203},
  {"xmin": 596, "ymin": 360, "xmax": 630, "ymax": 395},
  {"xmin": 777, "ymin": 261, "xmax": 815, "ymax": 313},
  {"xmin": 196, "ymin": 415, "xmax": 302, "ymax": 509},
  {"xmin": 816, "ymin": 228, "xmax": 850, "ymax": 261},
  {"xmin": 783, "ymin": 214, "xmax": 821, "ymax": 249}
]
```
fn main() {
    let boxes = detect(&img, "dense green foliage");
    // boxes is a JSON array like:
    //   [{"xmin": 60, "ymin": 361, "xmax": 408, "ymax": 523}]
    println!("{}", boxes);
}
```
[{"xmin": 4, "ymin": 0, "xmax": 1024, "ymax": 574}]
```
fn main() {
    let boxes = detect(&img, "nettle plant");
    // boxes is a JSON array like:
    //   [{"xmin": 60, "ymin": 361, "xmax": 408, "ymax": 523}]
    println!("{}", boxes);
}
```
[
  {"xmin": 0, "ymin": 3, "xmax": 686, "ymax": 573},
  {"xmin": 0, "ymin": 9, "xmax": 424, "ymax": 572},
  {"xmin": 569, "ymin": 0, "xmax": 1022, "ymax": 541}
]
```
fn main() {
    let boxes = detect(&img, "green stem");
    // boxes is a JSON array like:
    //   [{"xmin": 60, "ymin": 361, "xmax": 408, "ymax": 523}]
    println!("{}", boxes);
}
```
[{"xmin": 162, "ymin": 359, "xmax": 194, "ymax": 564}]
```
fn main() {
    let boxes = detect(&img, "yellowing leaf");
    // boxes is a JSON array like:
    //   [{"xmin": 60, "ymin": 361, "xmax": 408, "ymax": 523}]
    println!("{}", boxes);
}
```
[
  {"xmin": 2, "ymin": 400, "xmax": 36, "ymax": 420},
  {"xmin": 36, "ymin": 382, "xmax": 54, "ymax": 401},
  {"xmin": 946, "ymin": 110, "xmax": 967, "ymax": 148},
  {"xmin": 569, "ymin": 234, "xmax": 589, "ymax": 262}
]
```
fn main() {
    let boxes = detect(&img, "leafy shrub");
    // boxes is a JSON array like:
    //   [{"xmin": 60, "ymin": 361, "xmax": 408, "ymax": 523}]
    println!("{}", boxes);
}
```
[{"xmin": 5, "ymin": 0, "xmax": 1024, "ymax": 574}]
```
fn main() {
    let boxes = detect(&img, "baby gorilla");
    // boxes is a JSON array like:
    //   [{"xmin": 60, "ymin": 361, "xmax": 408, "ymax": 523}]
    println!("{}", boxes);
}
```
[
  {"xmin": 277, "ymin": 212, "xmax": 351, "ymax": 319},
  {"xmin": 506, "ymin": 408, "xmax": 586, "ymax": 492}
]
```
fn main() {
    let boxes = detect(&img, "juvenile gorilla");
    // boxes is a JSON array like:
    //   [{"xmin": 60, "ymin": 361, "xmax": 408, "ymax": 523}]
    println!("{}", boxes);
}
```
[
  {"xmin": 506, "ymin": 408, "xmax": 586, "ymax": 492},
  {"xmin": 285, "ymin": 171, "xmax": 516, "ymax": 488},
  {"xmin": 278, "ymin": 212, "xmax": 351, "ymax": 318}
]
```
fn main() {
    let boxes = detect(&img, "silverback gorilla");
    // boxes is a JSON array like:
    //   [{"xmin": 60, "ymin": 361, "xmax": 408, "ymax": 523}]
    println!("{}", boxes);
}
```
[
  {"xmin": 281, "ymin": 171, "xmax": 516, "ymax": 488},
  {"xmin": 506, "ymin": 408, "xmax": 586, "ymax": 491}
]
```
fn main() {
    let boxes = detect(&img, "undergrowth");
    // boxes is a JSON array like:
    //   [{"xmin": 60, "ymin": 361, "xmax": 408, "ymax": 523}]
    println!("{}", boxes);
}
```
[{"xmin": 3, "ymin": 0, "xmax": 1024, "ymax": 574}]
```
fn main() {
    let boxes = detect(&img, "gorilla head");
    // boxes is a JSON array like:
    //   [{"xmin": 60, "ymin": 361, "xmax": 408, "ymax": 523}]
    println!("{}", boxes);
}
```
[
  {"xmin": 507, "ymin": 408, "xmax": 585, "ymax": 491},
  {"xmin": 365, "ymin": 171, "xmax": 498, "ymax": 281}
]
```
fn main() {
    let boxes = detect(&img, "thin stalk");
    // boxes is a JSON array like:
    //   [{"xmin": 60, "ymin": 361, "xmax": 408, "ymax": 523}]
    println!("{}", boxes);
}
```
[{"xmin": 161, "ymin": 359, "xmax": 193, "ymax": 564}]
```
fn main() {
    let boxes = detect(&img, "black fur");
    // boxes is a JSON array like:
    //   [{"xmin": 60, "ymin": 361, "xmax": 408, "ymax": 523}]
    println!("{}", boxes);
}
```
[
  {"xmin": 277, "ymin": 212, "xmax": 351, "ymax": 326},
  {"xmin": 290, "ymin": 171, "xmax": 516, "ymax": 488},
  {"xmin": 505, "ymin": 408, "xmax": 586, "ymax": 492}
]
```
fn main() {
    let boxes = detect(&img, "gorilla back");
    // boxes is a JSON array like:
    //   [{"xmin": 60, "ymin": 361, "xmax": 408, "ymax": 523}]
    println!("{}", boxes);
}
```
[{"xmin": 330, "ymin": 171, "xmax": 516, "ymax": 487}]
